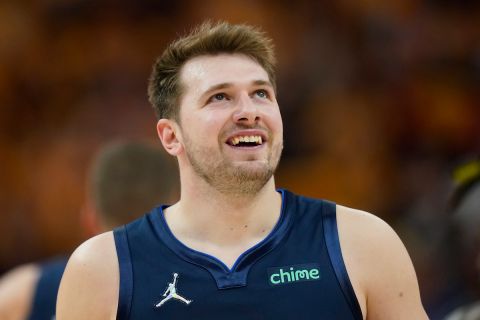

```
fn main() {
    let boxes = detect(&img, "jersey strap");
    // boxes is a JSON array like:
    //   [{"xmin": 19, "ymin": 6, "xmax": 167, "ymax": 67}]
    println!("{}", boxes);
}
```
[
  {"xmin": 322, "ymin": 200, "xmax": 363, "ymax": 320},
  {"xmin": 114, "ymin": 227, "xmax": 133, "ymax": 320}
]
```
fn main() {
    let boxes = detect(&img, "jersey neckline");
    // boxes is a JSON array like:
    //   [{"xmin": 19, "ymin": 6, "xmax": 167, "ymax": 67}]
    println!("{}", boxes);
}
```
[{"xmin": 149, "ymin": 189, "xmax": 295, "ymax": 289}]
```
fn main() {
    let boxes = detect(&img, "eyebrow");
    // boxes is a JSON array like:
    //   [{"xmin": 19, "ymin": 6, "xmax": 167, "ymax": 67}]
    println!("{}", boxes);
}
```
[
  {"xmin": 200, "ymin": 80, "xmax": 274, "ymax": 100},
  {"xmin": 252, "ymin": 80, "xmax": 273, "ymax": 88}
]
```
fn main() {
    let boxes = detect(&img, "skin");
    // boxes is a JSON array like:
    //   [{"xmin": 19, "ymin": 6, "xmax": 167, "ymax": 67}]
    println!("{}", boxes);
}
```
[
  {"xmin": 57, "ymin": 53, "xmax": 428, "ymax": 319},
  {"xmin": 158, "ymin": 54, "xmax": 284, "ymax": 267},
  {"xmin": 0, "ymin": 201, "xmax": 117, "ymax": 320},
  {"xmin": 0, "ymin": 264, "xmax": 39, "ymax": 320},
  {"xmin": 337, "ymin": 206, "xmax": 427, "ymax": 319},
  {"xmin": 1, "ymin": 143, "xmax": 178, "ymax": 320}
]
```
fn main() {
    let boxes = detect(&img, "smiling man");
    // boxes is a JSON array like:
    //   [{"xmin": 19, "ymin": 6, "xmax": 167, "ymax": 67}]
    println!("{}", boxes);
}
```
[{"xmin": 57, "ymin": 22, "xmax": 428, "ymax": 320}]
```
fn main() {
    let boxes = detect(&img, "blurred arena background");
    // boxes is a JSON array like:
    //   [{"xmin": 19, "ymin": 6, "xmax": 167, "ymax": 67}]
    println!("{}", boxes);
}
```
[{"xmin": 0, "ymin": 1, "xmax": 479, "ymax": 318}]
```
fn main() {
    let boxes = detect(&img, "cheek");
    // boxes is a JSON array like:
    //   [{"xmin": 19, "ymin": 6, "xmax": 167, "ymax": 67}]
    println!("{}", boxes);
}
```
[
  {"xmin": 183, "ymin": 111, "xmax": 226, "ymax": 145},
  {"xmin": 266, "ymin": 108, "xmax": 283, "ymax": 137},
  {"xmin": 204, "ymin": 108, "xmax": 234, "ymax": 135},
  {"xmin": 276, "ymin": 113, "xmax": 284, "ymax": 135},
  {"xmin": 203, "ymin": 110, "xmax": 227, "ymax": 128}
]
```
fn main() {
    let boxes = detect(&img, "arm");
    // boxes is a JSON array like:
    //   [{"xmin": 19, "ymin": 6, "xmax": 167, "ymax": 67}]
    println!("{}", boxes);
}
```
[
  {"xmin": 0, "ymin": 264, "xmax": 39, "ymax": 320},
  {"xmin": 163, "ymin": 287, "xmax": 170, "ymax": 296},
  {"xmin": 56, "ymin": 231, "xmax": 119, "ymax": 320},
  {"xmin": 337, "ymin": 205, "xmax": 429, "ymax": 320}
]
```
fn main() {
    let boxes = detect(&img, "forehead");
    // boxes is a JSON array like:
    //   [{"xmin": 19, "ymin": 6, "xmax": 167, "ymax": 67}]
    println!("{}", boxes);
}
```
[{"xmin": 179, "ymin": 54, "xmax": 270, "ymax": 96}]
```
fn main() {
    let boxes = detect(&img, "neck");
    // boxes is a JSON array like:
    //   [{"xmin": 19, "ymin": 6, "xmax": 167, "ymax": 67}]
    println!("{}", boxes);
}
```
[{"xmin": 165, "ymin": 172, "xmax": 281, "ymax": 246}]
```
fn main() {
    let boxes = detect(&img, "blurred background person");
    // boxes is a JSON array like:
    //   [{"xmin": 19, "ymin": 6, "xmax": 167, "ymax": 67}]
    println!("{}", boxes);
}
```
[
  {"xmin": 444, "ymin": 159, "xmax": 480, "ymax": 320},
  {"xmin": 0, "ymin": 141, "xmax": 178, "ymax": 320}
]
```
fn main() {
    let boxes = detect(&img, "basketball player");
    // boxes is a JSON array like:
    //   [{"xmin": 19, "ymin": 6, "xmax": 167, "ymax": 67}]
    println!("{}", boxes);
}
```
[
  {"xmin": 0, "ymin": 141, "xmax": 178, "ymax": 319},
  {"xmin": 444, "ymin": 159, "xmax": 480, "ymax": 320},
  {"xmin": 57, "ymin": 22, "xmax": 428, "ymax": 319}
]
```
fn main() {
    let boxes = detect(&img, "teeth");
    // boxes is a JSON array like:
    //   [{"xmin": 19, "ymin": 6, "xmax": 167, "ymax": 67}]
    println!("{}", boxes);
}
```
[{"xmin": 230, "ymin": 135, "xmax": 263, "ymax": 146}]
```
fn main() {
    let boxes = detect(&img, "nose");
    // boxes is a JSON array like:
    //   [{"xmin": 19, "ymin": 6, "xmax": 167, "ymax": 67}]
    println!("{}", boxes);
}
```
[{"xmin": 233, "ymin": 93, "xmax": 260, "ymax": 125}]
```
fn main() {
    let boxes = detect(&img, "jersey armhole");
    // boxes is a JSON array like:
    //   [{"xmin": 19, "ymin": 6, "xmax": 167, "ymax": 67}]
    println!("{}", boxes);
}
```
[
  {"xmin": 322, "ymin": 200, "xmax": 363, "ymax": 320},
  {"xmin": 113, "ymin": 227, "xmax": 133, "ymax": 320}
]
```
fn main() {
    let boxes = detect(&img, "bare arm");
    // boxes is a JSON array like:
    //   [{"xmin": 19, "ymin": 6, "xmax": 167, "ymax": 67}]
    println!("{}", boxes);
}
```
[
  {"xmin": 56, "ymin": 231, "xmax": 119, "ymax": 320},
  {"xmin": 337, "ymin": 205, "xmax": 429, "ymax": 320},
  {"xmin": 0, "ymin": 264, "xmax": 39, "ymax": 320}
]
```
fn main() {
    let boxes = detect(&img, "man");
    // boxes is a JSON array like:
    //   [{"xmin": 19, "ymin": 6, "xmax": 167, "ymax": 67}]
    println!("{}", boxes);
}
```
[
  {"xmin": 444, "ymin": 159, "xmax": 480, "ymax": 320},
  {"xmin": 0, "ymin": 141, "xmax": 178, "ymax": 319},
  {"xmin": 57, "ymin": 22, "xmax": 428, "ymax": 319}
]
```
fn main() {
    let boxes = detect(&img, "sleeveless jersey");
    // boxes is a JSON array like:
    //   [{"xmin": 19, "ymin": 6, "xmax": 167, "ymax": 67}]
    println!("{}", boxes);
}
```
[
  {"xmin": 114, "ymin": 189, "xmax": 363, "ymax": 319},
  {"xmin": 27, "ymin": 256, "xmax": 68, "ymax": 320}
]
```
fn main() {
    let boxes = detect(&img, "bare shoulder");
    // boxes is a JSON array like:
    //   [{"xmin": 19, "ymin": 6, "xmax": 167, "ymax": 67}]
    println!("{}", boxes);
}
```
[
  {"xmin": 56, "ymin": 231, "xmax": 119, "ymax": 320},
  {"xmin": 336, "ymin": 205, "xmax": 428, "ymax": 320},
  {"xmin": 0, "ymin": 263, "xmax": 39, "ymax": 320}
]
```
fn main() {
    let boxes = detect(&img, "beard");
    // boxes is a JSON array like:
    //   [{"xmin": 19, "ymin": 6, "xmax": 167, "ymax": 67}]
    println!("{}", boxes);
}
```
[{"xmin": 182, "ymin": 130, "xmax": 283, "ymax": 196}]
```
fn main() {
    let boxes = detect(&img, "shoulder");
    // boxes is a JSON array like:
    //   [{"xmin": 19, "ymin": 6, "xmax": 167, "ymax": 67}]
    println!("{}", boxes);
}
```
[
  {"xmin": 336, "ymin": 205, "xmax": 428, "ymax": 320},
  {"xmin": 336, "ymin": 205, "xmax": 399, "ymax": 248},
  {"xmin": 0, "ymin": 263, "xmax": 40, "ymax": 320},
  {"xmin": 56, "ymin": 231, "xmax": 119, "ymax": 320},
  {"xmin": 336, "ymin": 205, "xmax": 416, "ymax": 280},
  {"xmin": 336, "ymin": 205, "xmax": 408, "ymax": 282},
  {"xmin": 69, "ymin": 230, "xmax": 117, "ymax": 261}
]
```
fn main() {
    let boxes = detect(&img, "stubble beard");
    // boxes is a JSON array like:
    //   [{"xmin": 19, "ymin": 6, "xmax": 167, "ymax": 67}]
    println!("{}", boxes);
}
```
[{"xmin": 183, "ymin": 134, "xmax": 283, "ymax": 196}]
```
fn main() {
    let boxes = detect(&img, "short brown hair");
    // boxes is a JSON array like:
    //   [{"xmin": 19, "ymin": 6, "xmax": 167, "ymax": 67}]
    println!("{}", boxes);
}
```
[
  {"xmin": 147, "ymin": 21, "xmax": 277, "ymax": 120},
  {"xmin": 89, "ymin": 141, "xmax": 178, "ymax": 227}
]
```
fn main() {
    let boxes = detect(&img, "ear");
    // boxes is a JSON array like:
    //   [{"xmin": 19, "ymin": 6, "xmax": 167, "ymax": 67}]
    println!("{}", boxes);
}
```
[{"xmin": 157, "ymin": 119, "xmax": 183, "ymax": 156}]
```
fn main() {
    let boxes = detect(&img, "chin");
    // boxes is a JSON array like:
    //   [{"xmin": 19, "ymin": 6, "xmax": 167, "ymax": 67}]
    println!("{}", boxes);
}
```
[
  {"xmin": 232, "ymin": 163, "xmax": 274, "ymax": 182},
  {"xmin": 232, "ymin": 161, "xmax": 270, "ymax": 174}
]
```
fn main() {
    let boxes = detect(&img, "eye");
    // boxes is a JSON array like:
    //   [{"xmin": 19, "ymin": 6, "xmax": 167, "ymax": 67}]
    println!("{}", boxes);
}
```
[
  {"xmin": 209, "ymin": 93, "xmax": 228, "ymax": 102},
  {"xmin": 254, "ymin": 89, "xmax": 269, "ymax": 99}
]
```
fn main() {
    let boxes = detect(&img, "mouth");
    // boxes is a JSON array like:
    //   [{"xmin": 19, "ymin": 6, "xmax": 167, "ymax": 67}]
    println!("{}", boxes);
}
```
[{"xmin": 226, "ymin": 135, "xmax": 265, "ymax": 148}]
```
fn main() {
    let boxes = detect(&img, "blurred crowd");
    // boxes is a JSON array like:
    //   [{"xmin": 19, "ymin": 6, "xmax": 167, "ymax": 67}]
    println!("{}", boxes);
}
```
[{"xmin": 0, "ymin": 1, "xmax": 479, "ymax": 318}]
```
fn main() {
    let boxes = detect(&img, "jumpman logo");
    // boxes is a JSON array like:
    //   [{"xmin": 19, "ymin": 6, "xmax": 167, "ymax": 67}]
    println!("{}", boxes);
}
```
[{"xmin": 155, "ymin": 273, "xmax": 192, "ymax": 308}]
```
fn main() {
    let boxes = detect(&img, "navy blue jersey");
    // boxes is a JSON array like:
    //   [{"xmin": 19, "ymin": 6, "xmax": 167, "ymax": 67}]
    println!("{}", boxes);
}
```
[
  {"xmin": 114, "ymin": 189, "xmax": 363, "ymax": 319},
  {"xmin": 27, "ymin": 256, "xmax": 68, "ymax": 320}
]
